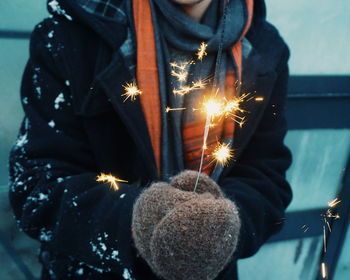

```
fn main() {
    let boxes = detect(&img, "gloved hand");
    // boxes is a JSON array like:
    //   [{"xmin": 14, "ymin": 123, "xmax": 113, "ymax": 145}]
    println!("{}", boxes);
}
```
[
  {"xmin": 132, "ymin": 182, "xmax": 212, "ymax": 272},
  {"xmin": 131, "ymin": 172, "xmax": 241, "ymax": 280}
]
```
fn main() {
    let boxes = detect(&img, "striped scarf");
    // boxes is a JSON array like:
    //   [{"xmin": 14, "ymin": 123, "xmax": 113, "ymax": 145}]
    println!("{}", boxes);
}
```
[{"xmin": 133, "ymin": 0, "xmax": 253, "ymax": 176}]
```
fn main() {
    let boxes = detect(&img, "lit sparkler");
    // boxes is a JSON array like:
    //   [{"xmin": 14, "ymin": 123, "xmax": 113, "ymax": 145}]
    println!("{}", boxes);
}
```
[
  {"xmin": 196, "ymin": 42, "xmax": 208, "ymax": 61},
  {"xmin": 96, "ymin": 173, "xmax": 128, "ymax": 192},
  {"xmin": 320, "ymin": 197, "xmax": 341, "ymax": 279},
  {"xmin": 121, "ymin": 81, "xmax": 142, "ymax": 102},
  {"xmin": 193, "ymin": 95, "xmax": 248, "ymax": 192}
]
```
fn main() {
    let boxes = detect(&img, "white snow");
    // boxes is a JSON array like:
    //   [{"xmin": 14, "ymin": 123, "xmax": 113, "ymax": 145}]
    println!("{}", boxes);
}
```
[
  {"xmin": 57, "ymin": 177, "xmax": 64, "ymax": 183},
  {"xmin": 119, "ymin": 193, "xmax": 126, "ymax": 199},
  {"xmin": 48, "ymin": 0, "xmax": 73, "ymax": 21},
  {"xmin": 76, "ymin": 268, "xmax": 84, "ymax": 275},
  {"xmin": 111, "ymin": 250, "xmax": 119, "ymax": 259},
  {"xmin": 48, "ymin": 120, "xmax": 55, "ymax": 128},
  {"xmin": 100, "ymin": 243, "xmax": 107, "ymax": 251},
  {"xmin": 54, "ymin": 93, "xmax": 65, "ymax": 109},
  {"xmin": 39, "ymin": 229, "xmax": 52, "ymax": 241},
  {"xmin": 48, "ymin": 30, "xmax": 54, "ymax": 38},
  {"xmin": 65, "ymin": 80, "xmax": 70, "ymax": 86},
  {"xmin": 38, "ymin": 193, "xmax": 49, "ymax": 201},
  {"xmin": 122, "ymin": 268, "xmax": 132, "ymax": 280},
  {"xmin": 16, "ymin": 133, "xmax": 28, "ymax": 147},
  {"xmin": 35, "ymin": 87, "xmax": 42, "ymax": 98}
]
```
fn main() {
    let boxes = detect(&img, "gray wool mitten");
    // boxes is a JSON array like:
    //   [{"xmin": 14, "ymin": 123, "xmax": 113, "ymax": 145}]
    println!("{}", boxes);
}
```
[
  {"xmin": 132, "ymin": 182, "xmax": 214, "ymax": 271},
  {"xmin": 170, "ymin": 170, "xmax": 224, "ymax": 198},
  {"xmin": 150, "ymin": 197, "xmax": 241, "ymax": 280}
]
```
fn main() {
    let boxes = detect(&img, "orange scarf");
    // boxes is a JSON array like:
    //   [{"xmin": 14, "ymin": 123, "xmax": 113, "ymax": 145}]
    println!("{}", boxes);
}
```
[{"xmin": 133, "ymin": 0, "xmax": 254, "ymax": 175}]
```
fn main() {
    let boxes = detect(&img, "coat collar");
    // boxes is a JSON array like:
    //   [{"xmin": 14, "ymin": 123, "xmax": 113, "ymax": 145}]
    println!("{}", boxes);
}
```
[{"xmin": 77, "ymin": 43, "xmax": 158, "ymax": 179}]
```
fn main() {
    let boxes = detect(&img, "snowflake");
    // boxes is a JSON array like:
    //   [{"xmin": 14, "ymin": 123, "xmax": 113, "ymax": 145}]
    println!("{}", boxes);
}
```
[
  {"xmin": 48, "ymin": 120, "xmax": 55, "ymax": 128},
  {"xmin": 54, "ymin": 93, "xmax": 65, "ymax": 109},
  {"xmin": 48, "ymin": 0, "xmax": 73, "ymax": 21}
]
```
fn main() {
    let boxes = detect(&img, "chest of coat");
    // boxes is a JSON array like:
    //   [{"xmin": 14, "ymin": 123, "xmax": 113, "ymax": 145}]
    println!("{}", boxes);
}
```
[{"xmin": 74, "ymin": 47, "xmax": 278, "ymax": 182}]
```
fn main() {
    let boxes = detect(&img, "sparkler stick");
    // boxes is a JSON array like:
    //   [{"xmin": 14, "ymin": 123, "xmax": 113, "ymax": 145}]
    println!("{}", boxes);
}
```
[
  {"xmin": 194, "ymin": 114, "xmax": 211, "ymax": 193},
  {"xmin": 96, "ymin": 173, "xmax": 128, "ymax": 191},
  {"xmin": 193, "ymin": 98, "xmax": 228, "ymax": 192}
]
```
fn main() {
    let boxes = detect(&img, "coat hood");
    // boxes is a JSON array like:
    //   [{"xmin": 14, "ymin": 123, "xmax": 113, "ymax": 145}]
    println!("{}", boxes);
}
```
[{"xmin": 47, "ymin": 0, "xmax": 267, "ymax": 49}]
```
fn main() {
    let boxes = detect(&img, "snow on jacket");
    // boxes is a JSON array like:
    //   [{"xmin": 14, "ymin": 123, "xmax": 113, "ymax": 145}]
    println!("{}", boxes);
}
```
[{"xmin": 9, "ymin": 0, "xmax": 292, "ymax": 279}]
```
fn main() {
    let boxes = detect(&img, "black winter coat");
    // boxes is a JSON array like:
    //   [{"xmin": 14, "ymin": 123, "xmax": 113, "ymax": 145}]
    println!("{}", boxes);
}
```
[{"xmin": 9, "ymin": 0, "xmax": 292, "ymax": 279}]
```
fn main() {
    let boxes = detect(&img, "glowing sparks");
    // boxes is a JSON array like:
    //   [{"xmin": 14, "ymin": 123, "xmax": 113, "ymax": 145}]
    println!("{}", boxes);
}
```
[
  {"xmin": 171, "ymin": 70, "xmax": 188, "ymax": 82},
  {"xmin": 212, "ymin": 142, "xmax": 234, "ymax": 166},
  {"xmin": 203, "ymin": 99, "xmax": 224, "ymax": 118},
  {"xmin": 170, "ymin": 61, "xmax": 193, "ymax": 83},
  {"xmin": 198, "ymin": 94, "xmax": 248, "ymax": 127},
  {"xmin": 321, "ymin": 262, "xmax": 327, "ymax": 279},
  {"xmin": 166, "ymin": 107, "xmax": 186, "ymax": 113},
  {"xmin": 173, "ymin": 79, "xmax": 207, "ymax": 96},
  {"xmin": 96, "ymin": 173, "xmax": 128, "ymax": 191},
  {"xmin": 196, "ymin": 42, "xmax": 208, "ymax": 61},
  {"xmin": 301, "ymin": 225, "xmax": 309, "ymax": 233},
  {"xmin": 328, "ymin": 198, "xmax": 341, "ymax": 208},
  {"xmin": 255, "ymin": 96, "xmax": 264, "ymax": 102},
  {"xmin": 320, "ymin": 197, "xmax": 341, "ymax": 279},
  {"xmin": 122, "ymin": 82, "xmax": 142, "ymax": 102}
]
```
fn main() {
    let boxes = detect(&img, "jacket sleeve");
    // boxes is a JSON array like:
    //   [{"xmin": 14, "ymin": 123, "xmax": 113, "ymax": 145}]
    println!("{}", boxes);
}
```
[
  {"xmin": 219, "ymin": 48, "xmax": 292, "ymax": 259},
  {"xmin": 8, "ymin": 21, "xmax": 143, "ymax": 277}
]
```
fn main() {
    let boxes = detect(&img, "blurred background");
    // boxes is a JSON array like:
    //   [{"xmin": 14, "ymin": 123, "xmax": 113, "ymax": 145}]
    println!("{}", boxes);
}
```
[{"xmin": 0, "ymin": 0, "xmax": 349, "ymax": 279}]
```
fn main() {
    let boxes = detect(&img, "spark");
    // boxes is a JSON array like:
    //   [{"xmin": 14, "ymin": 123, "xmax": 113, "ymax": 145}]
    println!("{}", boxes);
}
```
[
  {"xmin": 328, "ymin": 198, "xmax": 341, "ymax": 208},
  {"xmin": 301, "ymin": 225, "xmax": 309, "ymax": 233},
  {"xmin": 171, "ymin": 70, "xmax": 188, "ymax": 82},
  {"xmin": 173, "ymin": 79, "xmax": 207, "ymax": 96},
  {"xmin": 170, "ymin": 61, "xmax": 194, "ymax": 71},
  {"xmin": 212, "ymin": 142, "xmax": 234, "ymax": 166},
  {"xmin": 121, "ymin": 82, "xmax": 142, "ymax": 102},
  {"xmin": 255, "ymin": 96, "xmax": 264, "ymax": 102},
  {"xmin": 170, "ymin": 61, "xmax": 194, "ymax": 83},
  {"xmin": 321, "ymin": 262, "xmax": 327, "ymax": 279},
  {"xmin": 198, "ymin": 94, "xmax": 248, "ymax": 126},
  {"xmin": 165, "ymin": 107, "xmax": 186, "ymax": 113},
  {"xmin": 203, "ymin": 99, "xmax": 224, "ymax": 119},
  {"xmin": 96, "ymin": 173, "xmax": 128, "ymax": 191},
  {"xmin": 320, "ymin": 197, "xmax": 341, "ymax": 279},
  {"xmin": 196, "ymin": 42, "xmax": 208, "ymax": 61}
]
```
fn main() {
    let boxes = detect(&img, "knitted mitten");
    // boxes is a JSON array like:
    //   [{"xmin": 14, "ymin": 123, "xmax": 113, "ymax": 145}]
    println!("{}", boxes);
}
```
[
  {"xmin": 150, "ymin": 197, "xmax": 241, "ymax": 280},
  {"xmin": 131, "ymin": 182, "xmax": 213, "ymax": 271},
  {"xmin": 170, "ymin": 170, "xmax": 224, "ymax": 198}
]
